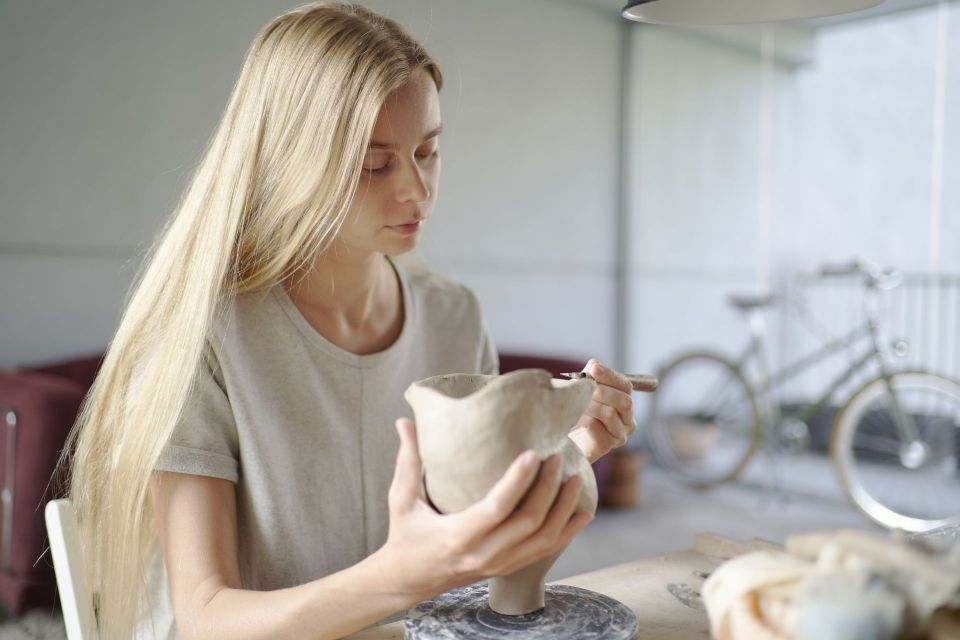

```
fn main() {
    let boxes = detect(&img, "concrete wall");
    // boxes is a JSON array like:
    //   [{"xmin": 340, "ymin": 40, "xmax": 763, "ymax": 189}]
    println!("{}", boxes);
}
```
[
  {"xmin": 623, "ymin": 4, "xmax": 960, "ymax": 409},
  {"xmin": 1, "ymin": 1, "xmax": 957, "ymax": 389}
]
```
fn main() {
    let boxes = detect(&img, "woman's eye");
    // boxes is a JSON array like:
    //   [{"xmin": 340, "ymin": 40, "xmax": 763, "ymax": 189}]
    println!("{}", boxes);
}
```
[
  {"xmin": 363, "ymin": 154, "xmax": 390, "ymax": 173},
  {"xmin": 364, "ymin": 158, "xmax": 392, "ymax": 173},
  {"xmin": 364, "ymin": 149, "xmax": 438, "ymax": 175}
]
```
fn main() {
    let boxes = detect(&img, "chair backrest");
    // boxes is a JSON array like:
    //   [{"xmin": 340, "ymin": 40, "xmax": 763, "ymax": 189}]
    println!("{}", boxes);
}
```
[{"xmin": 44, "ymin": 499, "xmax": 99, "ymax": 640}]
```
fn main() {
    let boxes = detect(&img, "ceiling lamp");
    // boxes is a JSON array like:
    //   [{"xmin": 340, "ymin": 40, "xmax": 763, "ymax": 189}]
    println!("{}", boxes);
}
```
[{"xmin": 621, "ymin": 0, "xmax": 884, "ymax": 25}]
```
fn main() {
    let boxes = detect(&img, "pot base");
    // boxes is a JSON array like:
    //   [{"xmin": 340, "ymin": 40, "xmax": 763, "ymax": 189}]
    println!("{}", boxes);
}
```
[{"xmin": 404, "ymin": 583, "xmax": 638, "ymax": 639}]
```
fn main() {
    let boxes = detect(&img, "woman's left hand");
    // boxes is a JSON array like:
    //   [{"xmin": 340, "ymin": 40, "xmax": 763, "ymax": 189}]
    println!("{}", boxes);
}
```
[{"xmin": 569, "ymin": 359, "xmax": 637, "ymax": 464}]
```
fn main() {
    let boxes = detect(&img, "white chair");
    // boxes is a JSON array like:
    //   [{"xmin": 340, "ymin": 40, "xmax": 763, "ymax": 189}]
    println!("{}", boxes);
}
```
[{"xmin": 44, "ymin": 499, "xmax": 99, "ymax": 640}]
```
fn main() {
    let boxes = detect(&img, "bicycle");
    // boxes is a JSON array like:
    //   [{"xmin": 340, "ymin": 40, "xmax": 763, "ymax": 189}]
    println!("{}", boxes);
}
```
[{"xmin": 646, "ymin": 258, "xmax": 960, "ymax": 532}]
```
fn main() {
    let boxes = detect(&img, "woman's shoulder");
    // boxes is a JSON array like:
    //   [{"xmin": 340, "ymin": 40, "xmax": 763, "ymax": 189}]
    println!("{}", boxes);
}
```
[{"xmin": 203, "ymin": 287, "xmax": 281, "ymax": 361}]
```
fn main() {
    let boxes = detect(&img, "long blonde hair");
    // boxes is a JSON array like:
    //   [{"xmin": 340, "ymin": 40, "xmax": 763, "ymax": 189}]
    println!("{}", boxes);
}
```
[{"xmin": 58, "ymin": 3, "xmax": 442, "ymax": 637}]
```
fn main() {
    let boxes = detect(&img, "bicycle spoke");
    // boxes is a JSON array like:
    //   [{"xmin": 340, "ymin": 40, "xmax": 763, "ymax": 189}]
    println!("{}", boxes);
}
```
[
  {"xmin": 852, "ymin": 432, "xmax": 902, "ymax": 457},
  {"xmin": 648, "ymin": 354, "xmax": 760, "ymax": 486}
]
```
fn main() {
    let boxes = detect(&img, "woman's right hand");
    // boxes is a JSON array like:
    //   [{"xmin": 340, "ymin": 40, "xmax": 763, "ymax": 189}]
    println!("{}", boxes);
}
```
[{"xmin": 372, "ymin": 418, "xmax": 593, "ymax": 606}]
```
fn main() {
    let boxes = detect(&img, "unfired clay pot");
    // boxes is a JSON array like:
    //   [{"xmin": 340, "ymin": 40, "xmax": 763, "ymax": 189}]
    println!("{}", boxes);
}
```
[{"xmin": 404, "ymin": 368, "xmax": 599, "ymax": 615}]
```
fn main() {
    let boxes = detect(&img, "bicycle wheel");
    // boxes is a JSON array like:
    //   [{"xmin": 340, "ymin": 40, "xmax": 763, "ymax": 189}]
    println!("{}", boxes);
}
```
[
  {"xmin": 647, "ymin": 352, "xmax": 762, "ymax": 488},
  {"xmin": 832, "ymin": 371, "xmax": 960, "ymax": 531}
]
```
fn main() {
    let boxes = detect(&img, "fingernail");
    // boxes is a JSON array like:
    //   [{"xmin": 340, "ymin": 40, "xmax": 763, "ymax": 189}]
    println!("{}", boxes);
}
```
[
  {"xmin": 523, "ymin": 450, "xmax": 540, "ymax": 466},
  {"xmin": 596, "ymin": 363, "xmax": 606, "ymax": 373}
]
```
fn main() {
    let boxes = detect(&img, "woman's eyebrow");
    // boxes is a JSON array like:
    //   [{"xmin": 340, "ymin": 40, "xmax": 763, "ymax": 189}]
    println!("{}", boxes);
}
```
[{"xmin": 368, "ymin": 124, "xmax": 443, "ymax": 150}]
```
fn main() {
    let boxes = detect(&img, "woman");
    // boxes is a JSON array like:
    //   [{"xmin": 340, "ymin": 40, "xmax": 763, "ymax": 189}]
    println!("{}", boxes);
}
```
[{"xmin": 62, "ymin": 3, "xmax": 637, "ymax": 639}]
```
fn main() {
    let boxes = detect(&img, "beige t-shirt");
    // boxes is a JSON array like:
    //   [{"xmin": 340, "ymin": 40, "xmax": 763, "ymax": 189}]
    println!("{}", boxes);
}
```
[{"xmin": 135, "ymin": 258, "xmax": 499, "ymax": 639}]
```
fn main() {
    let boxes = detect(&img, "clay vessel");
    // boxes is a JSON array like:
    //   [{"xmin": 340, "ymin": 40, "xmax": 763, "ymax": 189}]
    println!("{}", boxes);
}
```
[{"xmin": 404, "ymin": 368, "xmax": 599, "ymax": 615}]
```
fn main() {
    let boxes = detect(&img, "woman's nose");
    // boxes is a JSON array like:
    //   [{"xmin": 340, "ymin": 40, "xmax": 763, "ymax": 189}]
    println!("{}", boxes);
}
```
[{"xmin": 395, "ymin": 159, "xmax": 431, "ymax": 204}]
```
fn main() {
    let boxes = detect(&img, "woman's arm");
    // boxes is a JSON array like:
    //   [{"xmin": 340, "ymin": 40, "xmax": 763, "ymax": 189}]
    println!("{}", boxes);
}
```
[
  {"xmin": 150, "ymin": 472, "xmax": 410, "ymax": 640},
  {"xmin": 150, "ymin": 419, "xmax": 591, "ymax": 640}
]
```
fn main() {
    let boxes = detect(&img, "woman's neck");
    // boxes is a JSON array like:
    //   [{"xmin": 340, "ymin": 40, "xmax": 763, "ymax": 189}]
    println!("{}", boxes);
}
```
[
  {"xmin": 284, "ymin": 251, "xmax": 396, "ymax": 328},
  {"xmin": 282, "ymin": 248, "xmax": 404, "ymax": 354}
]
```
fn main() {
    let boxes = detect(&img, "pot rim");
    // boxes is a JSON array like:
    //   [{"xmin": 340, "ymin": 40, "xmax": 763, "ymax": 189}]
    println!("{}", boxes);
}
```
[{"xmin": 406, "ymin": 368, "xmax": 593, "ymax": 405}]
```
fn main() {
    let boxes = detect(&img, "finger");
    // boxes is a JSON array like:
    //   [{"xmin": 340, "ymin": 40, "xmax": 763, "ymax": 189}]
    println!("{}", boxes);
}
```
[
  {"xmin": 493, "ymin": 477, "xmax": 591, "ymax": 575},
  {"xmin": 582, "ymin": 400, "xmax": 631, "ymax": 442},
  {"xmin": 575, "ymin": 414, "xmax": 626, "ymax": 449},
  {"xmin": 455, "ymin": 449, "xmax": 541, "ymax": 535},
  {"xmin": 551, "ymin": 511, "xmax": 594, "ymax": 554},
  {"xmin": 584, "ymin": 360, "xmax": 632, "ymax": 395},
  {"xmin": 482, "ymin": 454, "xmax": 564, "ymax": 546},
  {"xmin": 590, "ymin": 384, "xmax": 635, "ymax": 426},
  {"xmin": 389, "ymin": 418, "xmax": 423, "ymax": 511},
  {"xmin": 521, "ymin": 473, "xmax": 583, "ymax": 547},
  {"xmin": 568, "ymin": 425, "xmax": 604, "ymax": 463},
  {"xmin": 468, "ymin": 456, "xmax": 569, "ymax": 563}
]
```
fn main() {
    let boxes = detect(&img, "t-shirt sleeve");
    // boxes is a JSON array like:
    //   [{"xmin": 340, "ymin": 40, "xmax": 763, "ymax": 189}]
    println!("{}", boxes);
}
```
[{"xmin": 154, "ymin": 340, "xmax": 240, "ymax": 482}]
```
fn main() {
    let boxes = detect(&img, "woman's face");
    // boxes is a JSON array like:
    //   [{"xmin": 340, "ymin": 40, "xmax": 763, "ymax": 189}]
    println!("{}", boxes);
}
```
[{"xmin": 339, "ymin": 67, "xmax": 441, "ymax": 257}]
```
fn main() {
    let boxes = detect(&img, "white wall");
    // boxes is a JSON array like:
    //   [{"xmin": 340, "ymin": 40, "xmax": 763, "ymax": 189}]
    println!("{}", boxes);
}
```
[
  {"xmin": 382, "ymin": 0, "xmax": 623, "ymax": 365},
  {"xmin": 625, "ymin": 24, "xmax": 774, "ymax": 378},
  {"xmin": 774, "ymin": 7, "xmax": 960, "ymax": 274},
  {"xmin": 2, "ymin": 1, "xmax": 957, "ymax": 387},
  {"xmin": 0, "ymin": 0, "xmax": 623, "ymax": 368},
  {"xmin": 622, "ymin": 4, "xmax": 960, "ymax": 404}
]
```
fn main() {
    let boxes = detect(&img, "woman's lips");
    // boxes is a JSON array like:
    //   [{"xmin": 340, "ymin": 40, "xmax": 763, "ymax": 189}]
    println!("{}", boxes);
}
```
[{"xmin": 387, "ymin": 221, "xmax": 422, "ymax": 235}]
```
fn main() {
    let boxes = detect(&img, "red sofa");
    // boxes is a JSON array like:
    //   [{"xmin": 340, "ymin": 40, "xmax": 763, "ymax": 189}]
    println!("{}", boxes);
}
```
[{"xmin": 0, "ymin": 353, "xmax": 104, "ymax": 614}]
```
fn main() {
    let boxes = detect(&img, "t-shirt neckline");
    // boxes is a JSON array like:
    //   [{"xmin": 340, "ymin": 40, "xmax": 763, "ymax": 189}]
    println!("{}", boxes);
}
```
[{"xmin": 271, "ymin": 255, "xmax": 413, "ymax": 368}]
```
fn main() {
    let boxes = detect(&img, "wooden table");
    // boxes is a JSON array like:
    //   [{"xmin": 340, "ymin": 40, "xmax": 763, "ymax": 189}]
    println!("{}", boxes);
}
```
[{"xmin": 346, "ymin": 546, "xmax": 724, "ymax": 639}]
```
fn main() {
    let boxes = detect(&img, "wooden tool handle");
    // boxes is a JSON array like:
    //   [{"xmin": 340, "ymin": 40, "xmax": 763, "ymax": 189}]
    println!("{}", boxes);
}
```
[
  {"xmin": 625, "ymin": 374, "xmax": 659, "ymax": 393},
  {"xmin": 561, "ymin": 371, "xmax": 659, "ymax": 392}
]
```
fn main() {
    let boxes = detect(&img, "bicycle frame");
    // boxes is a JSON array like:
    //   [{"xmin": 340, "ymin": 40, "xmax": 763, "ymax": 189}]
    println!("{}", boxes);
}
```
[
  {"xmin": 729, "ymin": 321, "xmax": 875, "ymax": 428},
  {"xmin": 727, "ymin": 300, "xmax": 919, "ymax": 447}
]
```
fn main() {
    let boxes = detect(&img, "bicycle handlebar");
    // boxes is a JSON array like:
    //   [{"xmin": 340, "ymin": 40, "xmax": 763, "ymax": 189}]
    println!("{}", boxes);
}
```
[{"xmin": 817, "ymin": 257, "xmax": 902, "ymax": 290}]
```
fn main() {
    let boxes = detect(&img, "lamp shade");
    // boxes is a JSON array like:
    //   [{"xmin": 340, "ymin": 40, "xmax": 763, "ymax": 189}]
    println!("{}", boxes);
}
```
[{"xmin": 622, "ymin": 0, "xmax": 884, "ymax": 25}]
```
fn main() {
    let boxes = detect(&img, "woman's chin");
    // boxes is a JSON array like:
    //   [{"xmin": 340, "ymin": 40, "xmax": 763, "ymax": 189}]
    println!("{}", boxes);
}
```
[
  {"xmin": 380, "ymin": 229, "xmax": 422, "ymax": 254},
  {"xmin": 385, "ymin": 236, "xmax": 420, "ymax": 255}
]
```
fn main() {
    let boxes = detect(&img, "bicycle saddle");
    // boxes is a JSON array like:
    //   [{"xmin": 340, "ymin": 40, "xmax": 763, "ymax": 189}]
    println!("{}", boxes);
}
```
[{"xmin": 727, "ymin": 293, "xmax": 778, "ymax": 311}]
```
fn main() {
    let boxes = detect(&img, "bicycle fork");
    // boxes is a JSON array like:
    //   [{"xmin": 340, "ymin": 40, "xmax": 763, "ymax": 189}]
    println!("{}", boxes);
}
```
[{"xmin": 869, "ymin": 320, "xmax": 928, "ymax": 469}]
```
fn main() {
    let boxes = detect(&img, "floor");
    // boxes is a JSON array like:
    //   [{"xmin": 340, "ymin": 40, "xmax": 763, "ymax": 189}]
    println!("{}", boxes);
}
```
[
  {"xmin": 0, "ymin": 455, "xmax": 884, "ymax": 639},
  {"xmin": 549, "ymin": 453, "xmax": 881, "ymax": 581}
]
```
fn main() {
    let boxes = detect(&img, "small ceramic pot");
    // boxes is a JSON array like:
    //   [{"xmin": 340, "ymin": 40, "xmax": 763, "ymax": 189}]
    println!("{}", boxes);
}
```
[{"xmin": 404, "ymin": 368, "xmax": 598, "ymax": 615}]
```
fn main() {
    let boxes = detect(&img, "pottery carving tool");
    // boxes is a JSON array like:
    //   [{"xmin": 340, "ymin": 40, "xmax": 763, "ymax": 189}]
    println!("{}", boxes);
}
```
[{"xmin": 561, "ymin": 371, "xmax": 659, "ymax": 393}]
